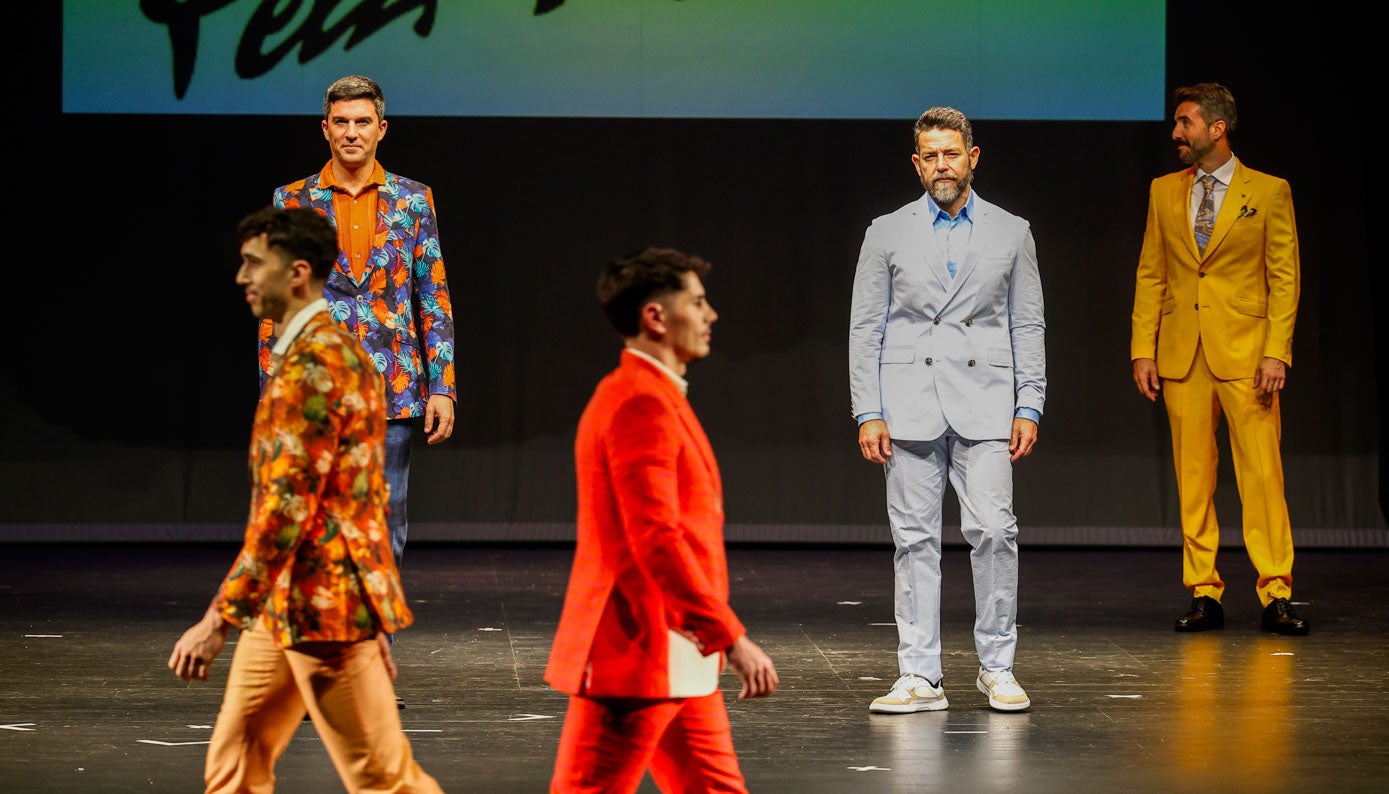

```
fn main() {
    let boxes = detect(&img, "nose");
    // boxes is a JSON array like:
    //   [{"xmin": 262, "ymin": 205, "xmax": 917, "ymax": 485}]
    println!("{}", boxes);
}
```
[
  {"xmin": 235, "ymin": 262, "xmax": 250, "ymax": 285},
  {"xmin": 707, "ymin": 303, "xmax": 718, "ymax": 323}
]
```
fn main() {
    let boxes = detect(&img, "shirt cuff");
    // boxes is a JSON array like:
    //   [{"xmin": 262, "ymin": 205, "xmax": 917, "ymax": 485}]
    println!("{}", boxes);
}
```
[
  {"xmin": 856, "ymin": 412, "xmax": 883, "ymax": 424},
  {"xmin": 1015, "ymin": 407, "xmax": 1041, "ymax": 424}
]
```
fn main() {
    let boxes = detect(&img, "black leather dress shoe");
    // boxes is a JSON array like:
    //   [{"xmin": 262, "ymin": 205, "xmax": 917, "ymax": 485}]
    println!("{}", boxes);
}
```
[
  {"xmin": 1261, "ymin": 598, "xmax": 1310, "ymax": 635},
  {"xmin": 1174, "ymin": 596, "xmax": 1224, "ymax": 632}
]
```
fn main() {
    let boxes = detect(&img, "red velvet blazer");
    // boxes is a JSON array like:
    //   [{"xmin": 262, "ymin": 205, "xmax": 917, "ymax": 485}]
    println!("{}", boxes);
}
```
[{"xmin": 545, "ymin": 351, "xmax": 746, "ymax": 698}]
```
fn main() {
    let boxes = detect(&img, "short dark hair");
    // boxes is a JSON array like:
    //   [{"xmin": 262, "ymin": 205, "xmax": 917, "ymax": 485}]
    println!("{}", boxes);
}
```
[
  {"xmin": 598, "ymin": 247, "xmax": 712, "ymax": 338},
  {"xmin": 913, "ymin": 106, "xmax": 974, "ymax": 152},
  {"xmin": 323, "ymin": 74, "xmax": 385, "ymax": 120},
  {"xmin": 236, "ymin": 207, "xmax": 339, "ymax": 281},
  {"xmin": 1174, "ymin": 82, "xmax": 1237, "ymax": 135}
]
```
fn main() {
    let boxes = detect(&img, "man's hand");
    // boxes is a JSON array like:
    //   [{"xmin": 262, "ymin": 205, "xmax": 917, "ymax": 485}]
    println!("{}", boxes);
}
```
[
  {"xmin": 424, "ymin": 394, "xmax": 455, "ymax": 445},
  {"xmin": 1133, "ymin": 358, "xmax": 1160, "ymax": 402},
  {"xmin": 376, "ymin": 632, "xmax": 398, "ymax": 681},
  {"xmin": 1253, "ymin": 357, "xmax": 1287, "ymax": 408},
  {"xmin": 858, "ymin": 419, "xmax": 892, "ymax": 464},
  {"xmin": 725, "ymin": 635, "xmax": 778, "ymax": 700},
  {"xmin": 1009, "ymin": 418, "xmax": 1038, "ymax": 462},
  {"xmin": 168, "ymin": 608, "xmax": 232, "ymax": 682}
]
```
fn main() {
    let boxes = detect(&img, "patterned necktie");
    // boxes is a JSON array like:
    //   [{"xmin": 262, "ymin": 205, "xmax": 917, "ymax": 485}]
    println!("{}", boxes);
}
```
[{"xmin": 1194, "ymin": 174, "xmax": 1216, "ymax": 254}]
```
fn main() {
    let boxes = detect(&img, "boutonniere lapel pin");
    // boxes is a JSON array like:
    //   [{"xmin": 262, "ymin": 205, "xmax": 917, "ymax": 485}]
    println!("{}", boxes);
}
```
[{"xmin": 1237, "ymin": 204, "xmax": 1258, "ymax": 218}]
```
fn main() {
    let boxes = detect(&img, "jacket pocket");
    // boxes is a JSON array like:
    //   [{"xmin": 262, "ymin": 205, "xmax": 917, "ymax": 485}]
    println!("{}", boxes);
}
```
[
  {"xmin": 1161, "ymin": 297, "xmax": 1176, "ymax": 316},
  {"xmin": 1235, "ymin": 297, "xmax": 1268, "ymax": 317},
  {"xmin": 881, "ymin": 346, "xmax": 915, "ymax": 364},
  {"xmin": 987, "ymin": 347, "xmax": 1012, "ymax": 367}
]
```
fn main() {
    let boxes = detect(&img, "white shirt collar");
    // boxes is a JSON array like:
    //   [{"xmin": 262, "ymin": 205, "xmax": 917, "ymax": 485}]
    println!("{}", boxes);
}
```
[
  {"xmin": 624, "ymin": 347, "xmax": 688, "ymax": 395},
  {"xmin": 270, "ymin": 298, "xmax": 330, "ymax": 359},
  {"xmin": 1198, "ymin": 154, "xmax": 1238, "ymax": 186}
]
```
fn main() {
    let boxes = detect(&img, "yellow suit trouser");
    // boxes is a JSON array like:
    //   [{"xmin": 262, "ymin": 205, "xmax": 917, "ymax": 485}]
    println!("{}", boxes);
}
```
[{"xmin": 1162, "ymin": 344, "xmax": 1294, "ymax": 606}]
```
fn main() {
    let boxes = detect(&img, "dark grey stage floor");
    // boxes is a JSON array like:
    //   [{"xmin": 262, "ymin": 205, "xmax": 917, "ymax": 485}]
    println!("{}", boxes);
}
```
[{"xmin": 1, "ymin": 542, "xmax": 1386, "ymax": 793}]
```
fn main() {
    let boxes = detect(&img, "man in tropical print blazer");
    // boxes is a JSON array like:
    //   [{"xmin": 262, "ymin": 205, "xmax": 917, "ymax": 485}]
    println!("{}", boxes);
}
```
[{"xmin": 266, "ymin": 74, "xmax": 457, "ymax": 569}]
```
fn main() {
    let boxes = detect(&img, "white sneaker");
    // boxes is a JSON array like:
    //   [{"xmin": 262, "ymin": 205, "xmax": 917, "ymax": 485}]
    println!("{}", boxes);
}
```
[
  {"xmin": 869, "ymin": 674, "xmax": 949, "ymax": 713},
  {"xmin": 976, "ymin": 667, "xmax": 1031, "ymax": 712}
]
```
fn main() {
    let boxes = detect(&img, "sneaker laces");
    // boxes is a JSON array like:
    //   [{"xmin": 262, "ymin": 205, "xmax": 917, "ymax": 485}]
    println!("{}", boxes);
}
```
[
  {"xmin": 988, "ymin": 669, "xmax": 1019, "ymax": 687},
  {"xmin": 890, "ymin": 674, "xmax": 927, "ymax": 693}
]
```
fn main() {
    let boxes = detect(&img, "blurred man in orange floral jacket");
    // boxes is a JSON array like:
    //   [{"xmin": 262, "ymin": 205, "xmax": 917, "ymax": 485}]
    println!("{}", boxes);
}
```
[{"xmin": 169, "ymin": 206, "xmax": 441, "ymax": 794}]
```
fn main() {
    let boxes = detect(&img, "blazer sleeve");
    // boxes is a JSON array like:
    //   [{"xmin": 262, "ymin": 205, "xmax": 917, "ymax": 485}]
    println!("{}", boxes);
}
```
[
  {"xmin": 410, "ymin": 186, "xmax": 457, "ymax": 402},
  {"xmin": 1008, "ymin": 224, "xmax": 1046, "ymax": 414},
  {"xmin": 1130, "ymin": 179, "xmax": 1168, "ymax": 361},
  {"xmin": 848, "ymin": 226, "xmax": 890, "ymax": 420},
  {"xmin": 1261, "ymin": 178, "xmax": 1300, "ymax": 365},
  {"xmin": 605, "ymin": 392, "xmax": 743, "ymax": 653}
]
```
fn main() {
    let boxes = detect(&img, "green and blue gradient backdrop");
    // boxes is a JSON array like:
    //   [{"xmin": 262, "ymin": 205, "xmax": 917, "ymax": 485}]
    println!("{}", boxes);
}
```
[{"xmin": 64, "ymin": 1, "xmax": 1165, "ymax": 119}]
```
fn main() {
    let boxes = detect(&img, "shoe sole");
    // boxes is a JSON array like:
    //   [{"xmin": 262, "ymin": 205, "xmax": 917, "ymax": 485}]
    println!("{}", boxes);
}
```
[
  {"xmin": 1261, "ymin": 625, "xmax": 1310, "ymax": 636},
  {"xmin": 976, "ymin": 681, "xmax": 1030, "ymax": 712},
  {"xmin": 869, "ymin": 697, "xmax": 949, "ymax": 714}
]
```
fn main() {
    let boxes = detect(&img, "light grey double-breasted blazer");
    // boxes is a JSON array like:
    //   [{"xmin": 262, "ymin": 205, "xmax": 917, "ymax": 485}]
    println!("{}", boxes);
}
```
[{"xmin": 849, "ymin": 191, "xmax": 1046, "ymax": 442}]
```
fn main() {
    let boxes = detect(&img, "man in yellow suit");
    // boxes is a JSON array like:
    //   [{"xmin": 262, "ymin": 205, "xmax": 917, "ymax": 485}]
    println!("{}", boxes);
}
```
[{"xmin": 1131, "ymin": 82, "xmax": 1308, "ymax": 636}]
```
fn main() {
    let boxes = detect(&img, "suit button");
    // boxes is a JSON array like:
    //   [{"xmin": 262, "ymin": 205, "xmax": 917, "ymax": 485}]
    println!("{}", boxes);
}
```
[
  {"xmin": 1194, "ymin": 303, "xmax": 1199, "ymax": 310},
  {"xmin": 925, "ymin": 357, "xmax": 934, "ymax": 365},
  {"xmin": 933, "ymin": 317, "xmax": 941, "ymax": 325},
  {"xmin": 1198, "ymin": 272, "xmax": 1206, "ymax": 278},
  {"xmin": 968, "ymin": 359, "xmax": 976, "ymax": 367},
  {"xmin": 964, "ymin": 318, "xmax": 974, "ymax": 326}
]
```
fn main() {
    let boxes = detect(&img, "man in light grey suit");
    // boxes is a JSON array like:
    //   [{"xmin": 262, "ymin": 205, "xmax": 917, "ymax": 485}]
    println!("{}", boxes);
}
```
[{"xmin": 849, "ymin": 106, "xmax": 1046, "ymax": 714}]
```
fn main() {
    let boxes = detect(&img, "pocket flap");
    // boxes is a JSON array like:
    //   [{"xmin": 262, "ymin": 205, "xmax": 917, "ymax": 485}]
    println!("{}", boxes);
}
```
[
  {"xmin": 1235, "ymin": 297, "xmax": 1268, "ymax": 318},
  {"xmin": 880, "ymin": 346, "xmax": 916, "ymax": 364}
]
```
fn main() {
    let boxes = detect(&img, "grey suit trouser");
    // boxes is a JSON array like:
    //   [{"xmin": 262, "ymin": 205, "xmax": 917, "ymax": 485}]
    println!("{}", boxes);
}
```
[{"xmin": 885, "ymin": 433, "xmax": 1019, "ymax": 683}]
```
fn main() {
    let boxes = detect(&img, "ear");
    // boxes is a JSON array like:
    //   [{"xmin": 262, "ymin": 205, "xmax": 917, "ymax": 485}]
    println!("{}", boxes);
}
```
[
  {"xmin": 639, "ymin": 300, "xmax": 667, "ymax": 338},
  {"xmin": 287, "ymin": 258, "xmax": 314, "ymax": 291},
  {"xmin": 379, "ymin": 118, "xmax": 388, "ymax": 140},
  {"xmin": 321, "ymin": 118, "xmax": 330, "ymax": 141},
  {"xmin": 1209, "ymin": 119, "xmax": 1226, "ymax": 141}
]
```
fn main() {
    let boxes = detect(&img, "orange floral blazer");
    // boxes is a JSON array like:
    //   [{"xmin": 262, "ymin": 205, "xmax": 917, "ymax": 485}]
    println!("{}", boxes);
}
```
[{"xmin": 213, "ymin": 310, "xmax": 413, "ymax": 646}]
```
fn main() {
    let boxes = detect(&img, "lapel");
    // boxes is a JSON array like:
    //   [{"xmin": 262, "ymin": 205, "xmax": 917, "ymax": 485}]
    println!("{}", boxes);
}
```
[
  {"xmin": 1201, "ymin": 161, "xmax": 1252, "ymax": 261},
  {"xmin": 908, "ymin": 194, "xmax": 955, "ymax": 293},
  {"xmin": 674, "ymin": 393, "xmax": 722, "ymax": 497},
  {"xmin": 300, "ymin": 173, "xmax": 361, "ymax": 288},
  {"xmin": 373, "ymin": 171, "xmax": 397, "ymax": 271},
  {"xmin": 623, "ymin": 353, "xmax": 722, "ymax": 496},
  {"xmin": 946, "ymin": 192, "xmax": 989, "ymax": 302},
  {"xmin": 1173, "ymin": 166, "xmax": 1202, "ymax": 261}
]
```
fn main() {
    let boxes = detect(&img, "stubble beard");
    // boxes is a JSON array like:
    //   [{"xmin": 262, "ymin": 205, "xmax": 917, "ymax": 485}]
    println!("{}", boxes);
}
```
[{"xmin": 1177, "ymin": 136, "xmax": 1212, "ymax": 166}]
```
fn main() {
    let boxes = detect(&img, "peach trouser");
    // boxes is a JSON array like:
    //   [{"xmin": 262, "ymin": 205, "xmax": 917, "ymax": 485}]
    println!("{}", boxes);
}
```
[
  {"xmin": 1162, "ymin": 343, "xmax": 1294, "ymax": 606},
  {"xmin": 204, "ymin": 621, "xmax": 442, "ymax": 794},
  {"xmin": 551, "ymin": 691, "xmax": 746, "ymax": 794}
]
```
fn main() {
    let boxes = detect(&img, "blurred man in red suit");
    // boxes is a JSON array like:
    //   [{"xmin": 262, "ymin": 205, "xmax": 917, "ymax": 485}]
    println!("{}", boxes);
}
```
[{"xmin": 545, "ymin": 247, "xmax": 779, "ymax": 793}]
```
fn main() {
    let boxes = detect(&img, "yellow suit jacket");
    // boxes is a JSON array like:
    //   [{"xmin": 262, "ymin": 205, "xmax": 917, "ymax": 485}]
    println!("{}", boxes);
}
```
[{"xmin": 1131, "ymin": 160, "xmax": 1300, "ymax": 381}]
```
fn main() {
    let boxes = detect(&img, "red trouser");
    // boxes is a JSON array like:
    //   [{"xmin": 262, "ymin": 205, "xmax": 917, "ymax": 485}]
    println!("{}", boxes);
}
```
[{"xmin": 551, "ymin": 691, "xmax": 747, "ymax": 793}]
